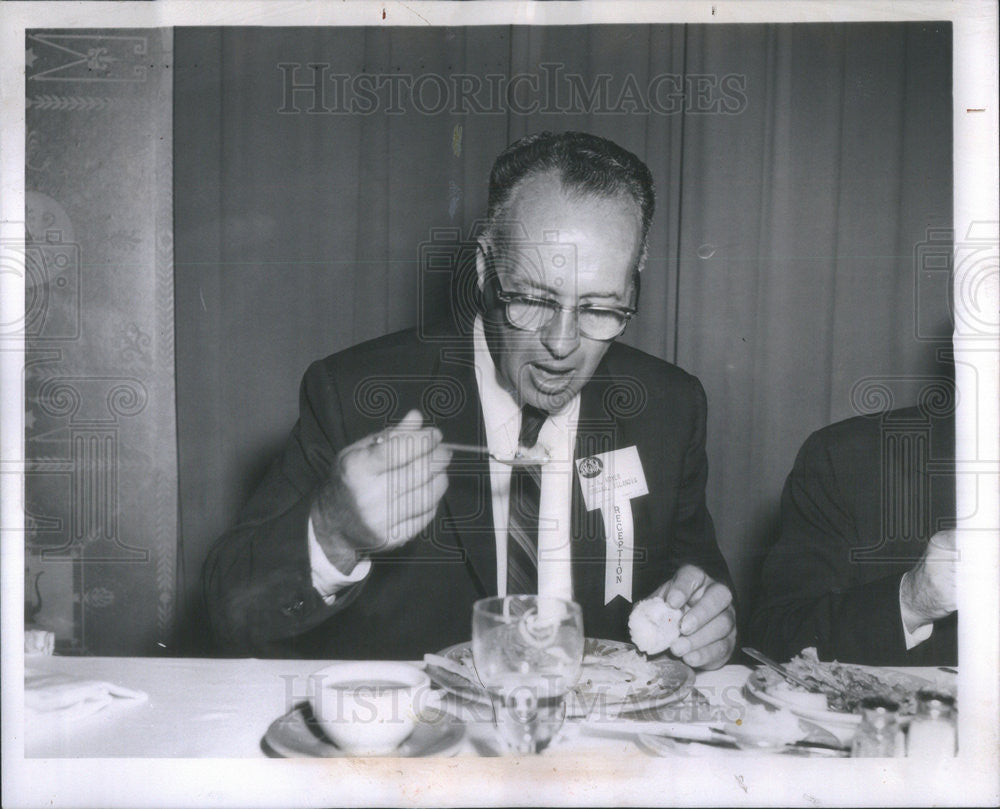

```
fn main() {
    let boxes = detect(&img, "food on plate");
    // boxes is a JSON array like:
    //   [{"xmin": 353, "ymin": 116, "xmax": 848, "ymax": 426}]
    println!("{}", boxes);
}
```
[
  {"xmin": 423, "ymin": 653, "xmax": 477, "ymax": 685},
  {"xmin": 577, "ymin": 646, "xmax": 661, "ymax": 688},
  {"xmin": 425, "ymin": 640, "xmax": 667, "ymax": 705},
  {"xmin": 513, "ymin": 445, "xmax": 550, "ymax": 463},
  {"xmin": 769, "ymin": 684, "xmax": 829, "ymax": 712},
  {"xmin": 628, "ymin": 597, "xmax": 683, "ymax": 654},
  {"xmin": 756, "ymin": 648, "xmax": 939, "ymax": 714}
]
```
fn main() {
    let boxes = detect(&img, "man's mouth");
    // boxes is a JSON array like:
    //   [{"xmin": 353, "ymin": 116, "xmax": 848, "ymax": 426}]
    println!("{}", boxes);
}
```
[{"xmin": 527, "ymin": 362, "xmax": 575, "ymax": 394}]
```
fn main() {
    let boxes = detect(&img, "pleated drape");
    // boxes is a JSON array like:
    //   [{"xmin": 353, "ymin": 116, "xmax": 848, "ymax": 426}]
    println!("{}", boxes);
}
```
[
  {"xmin": 174, "ymin": 24, "xmax": 951, "ymax": 652},
  {"xmin": 676, "ymin": 24, "xmax": 952, "ymax": 597}
]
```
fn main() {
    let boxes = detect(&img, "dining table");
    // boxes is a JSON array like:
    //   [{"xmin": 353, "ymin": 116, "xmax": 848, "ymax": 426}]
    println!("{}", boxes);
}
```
[{"xmin": 21, "ymin": 654, "xmax": 949, "ymax": 759}]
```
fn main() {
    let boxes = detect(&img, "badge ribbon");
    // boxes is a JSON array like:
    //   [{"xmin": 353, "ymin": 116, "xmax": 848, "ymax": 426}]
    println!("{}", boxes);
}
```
[{"xmin": 575, "ymin": 446, "xmax": 649, "ymax": 605}]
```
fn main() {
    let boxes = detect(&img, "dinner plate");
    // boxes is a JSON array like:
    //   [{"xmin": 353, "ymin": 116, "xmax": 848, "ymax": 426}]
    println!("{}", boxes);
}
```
[
  {"xmin": 743, "ymin": 666, "xmax": 935, "ymax": 742},
  {"xmin": 425, "ymin": 637, "xmax": 695, "ymax": 719},
  {"xmin": 262, "ymin": 702, "xmax": 465, "ymax": 758}
]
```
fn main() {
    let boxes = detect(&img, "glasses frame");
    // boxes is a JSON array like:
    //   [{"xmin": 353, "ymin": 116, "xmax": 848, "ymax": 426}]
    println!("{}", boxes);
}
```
[{"xmin": 492, "ymin": 277, "xmax": 638, "ymax": 342}]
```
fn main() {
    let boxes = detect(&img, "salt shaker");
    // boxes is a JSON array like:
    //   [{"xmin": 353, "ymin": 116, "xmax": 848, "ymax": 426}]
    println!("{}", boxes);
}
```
[
  {"xmin": 906, "ymin": 689, "xmax": 957, "ymax": 758},
  {"xmin": 852, "ymin": 697, "xmax": 903, "ymax": 757}
]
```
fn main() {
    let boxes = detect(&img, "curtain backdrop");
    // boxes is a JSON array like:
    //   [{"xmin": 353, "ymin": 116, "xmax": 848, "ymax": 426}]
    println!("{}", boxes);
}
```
[
  {"xmin": 676, "ymin": 23, "xmax": 953, "ymax": 602},
  {"xmin": 174, "ymin": 24, "xmax": 951, "ymax": 653}
]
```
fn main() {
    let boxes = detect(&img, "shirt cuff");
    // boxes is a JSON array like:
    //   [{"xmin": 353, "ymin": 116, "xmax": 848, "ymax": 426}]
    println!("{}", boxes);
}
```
[
  {"xmin": 899, "ymin": 579, "xmax": 934, "ymax": 650},
  {"xmin": 308, "ymin": 517, "xmax": 371, "ymax": 605}
]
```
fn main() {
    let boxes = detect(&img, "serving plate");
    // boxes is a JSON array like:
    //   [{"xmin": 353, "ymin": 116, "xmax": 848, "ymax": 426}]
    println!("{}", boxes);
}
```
[
  {"xmin": 744, "ymin": 666, "xmax": 936, "ymax": 743},
  {"xmin": 425, "ymin": 637, "xmax": 694, "ymax": 719}
]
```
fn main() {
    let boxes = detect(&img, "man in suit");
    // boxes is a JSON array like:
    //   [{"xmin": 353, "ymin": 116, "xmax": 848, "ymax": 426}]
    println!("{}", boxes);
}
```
[
  {"xmin": 750, "ymin": 405, "xmax": 957, "ymax": 666},
  {"xmin": 203, "ymin": 131, "xmax": 736, "ymax": 668}
]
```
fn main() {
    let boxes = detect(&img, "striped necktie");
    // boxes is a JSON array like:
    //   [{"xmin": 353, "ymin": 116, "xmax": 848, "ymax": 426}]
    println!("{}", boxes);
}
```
[{"xmin": 506, "ymin": 404, "xmax": 547, "ymax": 595}]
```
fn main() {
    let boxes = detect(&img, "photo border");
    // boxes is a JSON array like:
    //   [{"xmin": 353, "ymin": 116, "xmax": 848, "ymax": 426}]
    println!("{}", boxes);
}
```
[{"xmin": 1, "ymin": 2, "xmax": 996, "ymax": 807}]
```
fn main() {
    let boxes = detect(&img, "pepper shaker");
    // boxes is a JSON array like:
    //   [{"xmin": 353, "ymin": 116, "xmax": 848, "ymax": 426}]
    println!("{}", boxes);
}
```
[{"xmin": 852, "ymin": 697, "xmax": 904, "ymax": 757}]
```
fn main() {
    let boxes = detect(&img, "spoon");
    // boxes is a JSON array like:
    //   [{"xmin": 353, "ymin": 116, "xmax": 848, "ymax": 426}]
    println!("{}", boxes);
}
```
[
  {"xmin": 585, "ymin": 719, "xmax": 847, "ymax": 756},
  {"xmin": 369, "ymin": 435, "xmax": 550, "ymax": 467},
  {"xmin": 579, "ymin": 719, "xmax": 735, "ymax": 744},
  {"xmin": 442, "ymin": 442, "xmax": 551, "ymax": 467},
  {"xmin": 726, "ymin": 731, "xmax": 848, "ymax": 756}
]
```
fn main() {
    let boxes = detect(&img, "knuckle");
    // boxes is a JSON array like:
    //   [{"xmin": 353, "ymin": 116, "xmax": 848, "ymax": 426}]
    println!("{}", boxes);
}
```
[
  {"xmin": 712, "ymin": 584, "xmax": 733, "ymax": 608},
  {"xmin": 410, "ymin": 432, "xmax": 431, "ymax": 455},
  {"xmin": 388, "ymin": 436, "xmax": 411, "ymax": 461},
  {"xmin": 392, "ymin": 466, "xmax": 415, "ymax": 491}
]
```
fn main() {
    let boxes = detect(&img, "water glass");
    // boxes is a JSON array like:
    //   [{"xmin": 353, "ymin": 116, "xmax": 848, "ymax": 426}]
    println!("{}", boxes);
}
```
[{"xmin": 471, "ymin": 595, "xmax": 584, "ymax": 754}]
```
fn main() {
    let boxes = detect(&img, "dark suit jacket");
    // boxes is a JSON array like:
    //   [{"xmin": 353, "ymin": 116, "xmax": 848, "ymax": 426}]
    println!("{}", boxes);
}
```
[
  {"xmin": 749, "ymin": 407, "xmax": 956, "ymax": 666},
  {"xmin": 203, "ymin": 324, "xmax": 733, "ymax": 659}
]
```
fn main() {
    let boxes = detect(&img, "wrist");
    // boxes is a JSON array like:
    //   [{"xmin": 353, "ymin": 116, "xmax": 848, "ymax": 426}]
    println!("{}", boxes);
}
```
[
  {"xmin": 310, "ymin": 487, "xmax": 366, "ymax": 575},
  {"xmin": 323, "ymin": 538, "xmax": 363, "ymax": 577}
]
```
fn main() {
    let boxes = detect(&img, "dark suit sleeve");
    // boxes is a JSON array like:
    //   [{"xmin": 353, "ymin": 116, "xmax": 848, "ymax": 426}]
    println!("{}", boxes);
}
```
[
  {"xmin": 749, "ymin": 430, "xmax": 927, "ymax": 665},
  {"xmin": 202, "ymin": 360, "xmax": 364, "ymax": 655},
  {"xmin": 670, "ymin": 376, "xmax": 736, "ymax": 598}
]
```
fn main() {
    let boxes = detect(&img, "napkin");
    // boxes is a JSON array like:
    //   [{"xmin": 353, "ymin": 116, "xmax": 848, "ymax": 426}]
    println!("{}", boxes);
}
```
[
  {"xmin": 25, "ymin": 669, "xmax": 148, "ymax": 726},
  {"xmin": 24, "ymin": 629, "xmax": 55, "ymax": 656}
]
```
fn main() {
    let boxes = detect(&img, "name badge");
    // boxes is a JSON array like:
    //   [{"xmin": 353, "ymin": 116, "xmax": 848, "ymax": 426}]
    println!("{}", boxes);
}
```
[{"xmin": 575, "ymin": 446, "xmax": 648, "ymax": 605}]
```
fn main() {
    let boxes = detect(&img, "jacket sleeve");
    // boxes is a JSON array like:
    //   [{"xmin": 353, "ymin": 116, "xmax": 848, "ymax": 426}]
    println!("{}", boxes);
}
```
[
  {"xmin": 202, "ymin": 359, "xmax": 365, "ymax": 656},
  {"xmin": 748, "ymin": 429, "xmax": 948, "ymax": 665},
  {"xmin": 669, "ymin": 375, "xmax": 737, "ymax": 603}
]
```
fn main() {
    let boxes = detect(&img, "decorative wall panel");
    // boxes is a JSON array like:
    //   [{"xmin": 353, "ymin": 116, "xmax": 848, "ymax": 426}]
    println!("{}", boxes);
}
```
[{"xmin": 24, "ymin": 29, "xmax": 177, "ymax": 655}]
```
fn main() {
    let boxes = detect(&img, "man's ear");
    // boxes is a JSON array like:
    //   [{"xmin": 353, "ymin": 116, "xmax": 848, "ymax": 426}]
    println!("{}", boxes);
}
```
[{"xmin": 475, "ymin": 235, "xmax": 491, "ymax": 293}]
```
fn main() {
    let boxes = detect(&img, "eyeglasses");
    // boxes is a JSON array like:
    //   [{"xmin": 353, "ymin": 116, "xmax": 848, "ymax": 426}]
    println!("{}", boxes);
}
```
[{"xmin": 493, "ymin": 279, "xmax": 636, "ymax": 341}]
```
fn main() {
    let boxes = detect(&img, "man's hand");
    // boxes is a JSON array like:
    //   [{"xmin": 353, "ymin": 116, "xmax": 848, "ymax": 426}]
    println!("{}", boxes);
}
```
[
  {"xmin": 652, "ymin": 565, "xmax": 736, "ymax": 670},
  {"xmin": 310, "ymin": 410, "xmax": 451, "ymax": 574},
  {"xmin": 900, "ymin": 529, "xmax": 957, "ymax": 634}
]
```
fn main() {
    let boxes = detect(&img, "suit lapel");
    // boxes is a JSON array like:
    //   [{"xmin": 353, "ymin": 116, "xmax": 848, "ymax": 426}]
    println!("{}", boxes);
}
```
[
  {"xmin": 571, "ymin": 356, "xmax": 618, "ymax": 626},
  {"xmin": 570, "ymin": 348, "xmax": 656, "ymax": 636},
  {"xmin": 434, "ymin": 342, "xmax": 496, "ymax": 599}
]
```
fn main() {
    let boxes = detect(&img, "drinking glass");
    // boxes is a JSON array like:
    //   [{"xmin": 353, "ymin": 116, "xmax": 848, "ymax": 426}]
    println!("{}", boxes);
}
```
[{"xmin": 471, "ymin": 595, "xmax": 585, "ymax": 754}]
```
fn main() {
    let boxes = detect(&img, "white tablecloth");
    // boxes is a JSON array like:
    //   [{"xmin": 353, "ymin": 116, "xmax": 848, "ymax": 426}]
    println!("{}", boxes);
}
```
[{"xmin": 23, "ymin": 656, "xmax": 767, "ymax": 758}]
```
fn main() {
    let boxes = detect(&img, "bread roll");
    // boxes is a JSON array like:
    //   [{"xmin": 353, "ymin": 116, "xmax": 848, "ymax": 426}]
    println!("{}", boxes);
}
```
[{"xmin": 628, "ymin": 597, "xmax": 683, "ymax": 655}]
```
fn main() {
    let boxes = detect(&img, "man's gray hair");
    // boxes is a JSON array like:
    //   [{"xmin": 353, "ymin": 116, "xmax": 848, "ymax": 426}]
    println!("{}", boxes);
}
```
[{"xmin": 485, "ymin": 131, "xmax": 656, "ymax": 276}]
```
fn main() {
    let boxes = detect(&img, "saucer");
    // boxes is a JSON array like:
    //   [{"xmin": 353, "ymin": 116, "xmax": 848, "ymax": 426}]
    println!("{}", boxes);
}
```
[{"xmin": 262, "ymin": 702, "xmax": 465, "ymax": 758}]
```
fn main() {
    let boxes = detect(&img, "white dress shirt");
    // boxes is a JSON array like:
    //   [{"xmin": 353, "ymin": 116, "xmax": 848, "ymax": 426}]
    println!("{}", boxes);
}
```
[
  {"xmin": 900, "ymin": 585, "xmax": 934, "ymax": 649},
  {"xmin": 307, "ymin": 316, "xmax": 580, "ymax": 604}
]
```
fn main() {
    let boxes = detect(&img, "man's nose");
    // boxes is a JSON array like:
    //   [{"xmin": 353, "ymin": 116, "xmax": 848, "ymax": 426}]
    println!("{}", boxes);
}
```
[{"xmin": 540, "ymin": 307, "xmax": 579, "ymax": 358}]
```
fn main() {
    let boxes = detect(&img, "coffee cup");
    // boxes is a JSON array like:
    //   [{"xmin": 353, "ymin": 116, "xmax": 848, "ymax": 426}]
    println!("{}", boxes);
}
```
[{"xmin": 308, "ymin": 661, "xmax": 436, "ymax": 754}]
